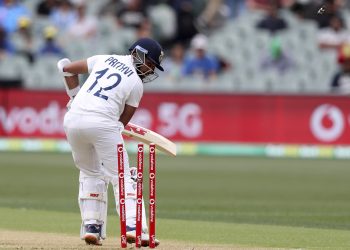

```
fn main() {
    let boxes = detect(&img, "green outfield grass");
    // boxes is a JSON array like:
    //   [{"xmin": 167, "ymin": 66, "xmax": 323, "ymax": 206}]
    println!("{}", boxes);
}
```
[{"xmin": 1, "ymin": 152, "xmax": 350, "ymax": 249}]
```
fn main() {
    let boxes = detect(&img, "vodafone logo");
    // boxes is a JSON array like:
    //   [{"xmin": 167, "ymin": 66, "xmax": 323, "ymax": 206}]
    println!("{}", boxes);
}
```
[
  {"xmin": 310, "ymin": 104, "xmax": 345, "ymax": 142},
  {"xmin": 0, "ymin": 101, "xmax": 65, "ymax": 135}
]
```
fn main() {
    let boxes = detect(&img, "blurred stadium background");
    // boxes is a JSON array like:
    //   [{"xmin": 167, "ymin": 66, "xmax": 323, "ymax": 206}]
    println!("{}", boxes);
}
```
[
  {"xmin": 0, "ymin": 0, "xmax": 350, "ymax": 158},
  {"xmin": 1, "ymin": 0, "xmax": 350, "ymax": 92}
]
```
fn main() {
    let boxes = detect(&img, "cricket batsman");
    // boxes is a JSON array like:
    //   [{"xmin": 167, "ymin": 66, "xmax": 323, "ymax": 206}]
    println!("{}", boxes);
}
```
[{"xmin": 57, "ymin": 38, "xmax": 164, "ymax": 246}]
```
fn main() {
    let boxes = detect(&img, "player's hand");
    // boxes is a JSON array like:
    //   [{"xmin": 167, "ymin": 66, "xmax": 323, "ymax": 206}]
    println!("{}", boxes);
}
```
[{"xmin": 57, "ymin": 58, "xmax": 74, "ymax": 77}]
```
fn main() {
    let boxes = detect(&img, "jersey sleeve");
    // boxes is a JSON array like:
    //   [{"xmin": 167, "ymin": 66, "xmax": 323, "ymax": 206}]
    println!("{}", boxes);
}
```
[
  {"xmin": 87, "ymin": 55, "xmax": 102, "ymax": 73},
  {"xmin": 126, "ymin": 82, "xmax": 143, "ymax": 108}
]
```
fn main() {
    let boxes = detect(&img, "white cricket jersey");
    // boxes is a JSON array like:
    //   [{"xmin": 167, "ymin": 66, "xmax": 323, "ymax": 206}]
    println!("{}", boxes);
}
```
[{"xmin": 69, "ymin": 55, "xmax": 143, "ymax": 121}]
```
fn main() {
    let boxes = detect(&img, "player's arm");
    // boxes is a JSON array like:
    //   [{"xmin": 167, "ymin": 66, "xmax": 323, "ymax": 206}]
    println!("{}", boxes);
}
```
[
  {"xmin": 64, "ymin": 59, "xmax": 89, "ymax": 75},
  {"xmin": 119, "ymin": 104, "xmax": 137, "ymax": 127},
  {"xmin": 119, "ymin": 80, "xmax": 143, "ymax": 128},
  {"xmin": 57, "ymin": 58, "xmax": 88, "ymax": 91}
]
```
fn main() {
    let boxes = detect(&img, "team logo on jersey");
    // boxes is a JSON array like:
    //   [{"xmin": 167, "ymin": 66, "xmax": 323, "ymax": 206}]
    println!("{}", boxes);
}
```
[{"xmin": 159, "ymin": 51, "xmax": 164, "ymax": 63}]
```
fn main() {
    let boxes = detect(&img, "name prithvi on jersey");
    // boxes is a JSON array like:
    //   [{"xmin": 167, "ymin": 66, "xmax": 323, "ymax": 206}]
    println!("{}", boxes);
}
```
[{"xmin": 105, "ymin": 57, "xmax": 134, "ymax": 77}]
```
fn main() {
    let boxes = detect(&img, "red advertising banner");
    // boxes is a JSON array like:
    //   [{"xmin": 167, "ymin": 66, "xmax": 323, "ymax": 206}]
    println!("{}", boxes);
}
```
[
  {"xmin": 0, "ymin": 89, "xmax": 349, "ymax": 144},
  {"xmin": 0, "ymin": 90, "xmax": 67, "ymax": 138},
  {"xmin": 0, "ymin": 90, "xmax": 6, "ymax": 136}
]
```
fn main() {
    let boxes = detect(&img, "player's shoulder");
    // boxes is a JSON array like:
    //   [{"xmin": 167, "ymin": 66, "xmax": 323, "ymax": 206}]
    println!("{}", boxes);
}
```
[
  {"xmin": 87, "ymin": 54, "xmax": 111, "ymax": 66},
  {"xmin": 100, "ymin": 54, "xmax": 133, "ymax": 66},
  {"xmin": 89, "ymin": 54, "xmax": 131, "ymax": 61},
  {"xmin": 88, "ymin": 54, "xmax": 116, "ymax": 62}
]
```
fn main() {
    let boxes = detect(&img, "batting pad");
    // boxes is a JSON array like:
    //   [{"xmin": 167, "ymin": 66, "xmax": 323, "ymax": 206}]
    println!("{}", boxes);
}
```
[
  {"xmin": 113, "ymin": 179, "xmax": 148, "ymax": 232},
  {"xmin": 79, "ymin": 177, "xmax": 108, "ymax": 239}
]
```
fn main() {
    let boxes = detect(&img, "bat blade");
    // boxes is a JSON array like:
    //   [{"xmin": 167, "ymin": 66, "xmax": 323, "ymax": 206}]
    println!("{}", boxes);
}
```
[{"xmin": 122, "ymin": 123, "xmax": 177, "ymax": 156}]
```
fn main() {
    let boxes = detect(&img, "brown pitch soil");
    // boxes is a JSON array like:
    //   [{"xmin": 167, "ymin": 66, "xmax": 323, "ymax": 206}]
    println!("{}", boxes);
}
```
[{"xmin": 0, "ymin": 230, "xmax": 280, "ymax": 250}]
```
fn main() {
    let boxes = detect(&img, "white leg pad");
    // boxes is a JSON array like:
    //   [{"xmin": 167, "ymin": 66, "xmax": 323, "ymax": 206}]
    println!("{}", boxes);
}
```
[
  {"xmin": 79, "ymin": 177, "xmax": 108, "ymax": 239},
  {"xmin": 113, "ymin": 179, "xmax": 148, "ymax": 232}
]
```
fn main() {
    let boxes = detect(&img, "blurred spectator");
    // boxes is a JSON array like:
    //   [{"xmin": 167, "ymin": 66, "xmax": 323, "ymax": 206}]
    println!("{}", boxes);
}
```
[
  {"xmin": 0, "ymin": 25, "xmax": 21, "ymax": 88},
  {"xmin": 259, "ymin": 37, "xmax": 295, "ymax": 75},
  {"xmin": 182, "ymin": 34, "xmax": 219, "ymax": 80},
  {"xmin": 0, "ymin": 0, "xmax": 30, "ymax": 33},
  {"xmin": 11, "ymin": 16, "xmax": 35, "ymax": 63},
  {"xmin": 38, "ymin": 26, "xmax": 65, "ymax": 57},
  {"xmin": 115, "ymin": 0, "xmax": 148, "ymax": 29},
  {"xmin": 247, "ymin": 0, "xmax": 269, "ymax": 11},
  {"xmin": 256, "ymin": 4, "xmax": 288, "ymax": 33},
  {"xmin": 331, "ymin": 44, "xmax": 350, "ymax": 94},
  {"xmin": 36, "ymin": 0, "xmax": 57, "ymax": 17},
  {"xmin": 195, "ymin": 0, "xmax": 231, "ymax": 34},
  {"xmin": 162, "ymin": 43, "xmax": 185, "ymax": 81},
  {"xmin": 0, "ymin": 25, "xmax": 14, "ymax": 56},
  {"xmin": 67, "ymin": 1, "xmax": 97, "ymax": 40},
  {"xmin": 135, "ymin": 19, "xmax": 152, "ymax": 39},
  {"xmin": 247, "ymin": 0, "xmax": 281, "ymax": 11},
  {"xmin": 148, "ymin": 3, "xmax": 176, "ymax": 44},
  {"xmin": 225, "ymin": 0, "xmax": 246, "ymax": 19},
  {"xmin": 290, "ymin": 1, "xmax": 306, "ymax": 20},
  {"xmin": 306, "ymin": 0, "xmax": 343, "ymax": 28},
  {"xmin": 317, "ymin": 15, "xmax": 349, "ymax": 51},
  {"xmin": 171, "ymin": 0, "xmax": 198, "ymax": 44},
  {"xmin": 50, "ymin": 0, "xmax": 77, "ymax": 31},
  {"xmin": 99, "ymin": 0, "xmax": 122, "ymax": 17}
]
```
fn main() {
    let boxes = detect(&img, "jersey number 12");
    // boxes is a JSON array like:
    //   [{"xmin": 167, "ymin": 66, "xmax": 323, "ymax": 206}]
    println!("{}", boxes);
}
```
[{"xmin": 87, "ymin": 68, "xmax": 122, "ymax": 100}]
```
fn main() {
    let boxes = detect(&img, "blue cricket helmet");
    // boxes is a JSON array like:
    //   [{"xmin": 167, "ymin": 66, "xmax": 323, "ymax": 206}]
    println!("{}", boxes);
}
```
[{"xmin": 129, "ymin": 38, "xmax": 164, "ymax": 71}]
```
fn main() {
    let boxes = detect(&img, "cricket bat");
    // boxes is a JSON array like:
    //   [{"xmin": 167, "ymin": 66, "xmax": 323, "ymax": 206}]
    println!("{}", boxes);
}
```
[{"xmin": 122, "ymin": 123, "xmax": 177, "ymax": 156}]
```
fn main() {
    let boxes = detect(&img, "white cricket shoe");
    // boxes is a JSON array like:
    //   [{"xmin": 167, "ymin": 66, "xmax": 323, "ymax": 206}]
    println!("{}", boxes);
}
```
[
  {"xmin": 84, "ymin": 224, "xmax": 102, "ymax": 246},
  {"xmin": 126, "ymin": 226, "xmax": 160, "ymax": 247}
]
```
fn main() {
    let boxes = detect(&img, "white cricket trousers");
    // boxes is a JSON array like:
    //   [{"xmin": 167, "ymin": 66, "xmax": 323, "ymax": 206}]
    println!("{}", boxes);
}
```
[
  {"xmin": 63, "ymin": 111, "xmax": 145, "ymax": 232},
  {"xmin": 63, "ymin": 111, "xmax": 128, "ymax": 179}
]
